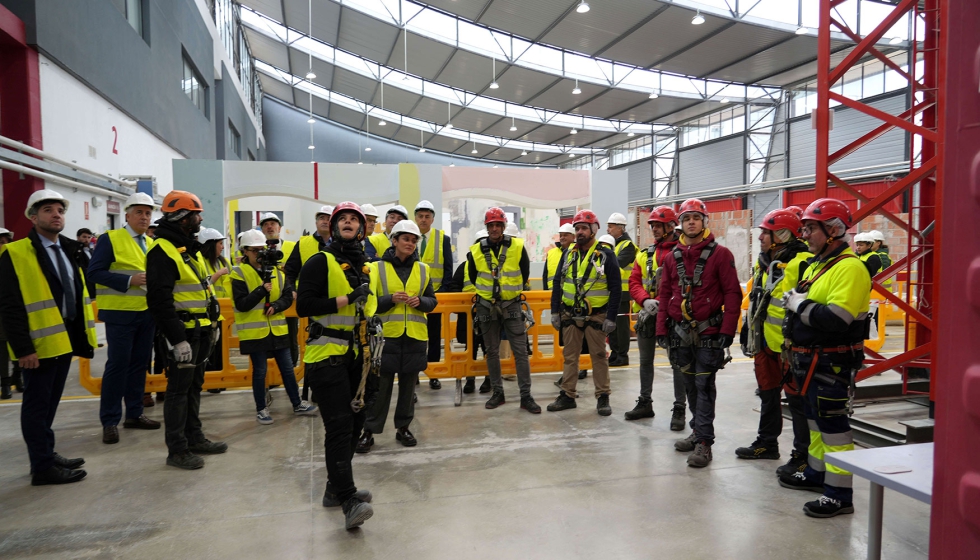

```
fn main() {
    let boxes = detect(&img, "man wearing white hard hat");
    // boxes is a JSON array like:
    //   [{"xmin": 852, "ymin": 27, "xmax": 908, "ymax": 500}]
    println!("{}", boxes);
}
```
[
  {"xmin": 367, "ymin": 205, "xmax": 407, "ymax": 258},
  {"xmin": 0, "ymin": 189, "xmax": 97, "ymax": 485},
  {"xmin": 542, "ymin": 223, "xmax": 574, "ymax": 290},
  {"xmin": 0, "ymin": 227, "xmax": 21, "ymax": 400},
  {"xmin": 360, "ymin": 204, "xmax": 381, "ymax": 261},
  {"xmin": 259, "ymin": 212, "xmax": 300, "ymax": 367},
  {"xmin": 89, "ymin": 192, "xmax": 162, "ymax": 444},
  {"xmin": 853, "ymin": 232, "xmax": 882, "ymax": 280},
  {"xmin": 414, "ymin": 200, "xmax": 453, "ymax": 390},
  {"xmin": 606, "ymin": 212, "xmax": 637, "ymax": 367}
]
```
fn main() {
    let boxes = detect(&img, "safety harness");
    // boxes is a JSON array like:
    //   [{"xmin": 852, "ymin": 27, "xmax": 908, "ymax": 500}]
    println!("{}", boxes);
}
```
[
  {"xmin": 560, "ymin": 243, "xmax": 606, "ymax": 330},
  {"xmin": 470, "ymin": 236, "xmax": 534, "ymax": 335},
  {"xmin": 173, "ymin": 249, "xmax": 221, "ymax": 368},
  {"xmin": 634, "ymin": 245, "xmax": 665, "ymax": 339},
  {"xmin": 667, "ymin": 240, "xmax": 724, "ymax": 348}
]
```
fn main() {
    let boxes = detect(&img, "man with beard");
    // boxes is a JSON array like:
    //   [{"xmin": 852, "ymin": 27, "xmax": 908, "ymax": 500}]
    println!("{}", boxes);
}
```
[{"xmin": 606, "ymin": 213, "xmax": 637, "ymax": 367}]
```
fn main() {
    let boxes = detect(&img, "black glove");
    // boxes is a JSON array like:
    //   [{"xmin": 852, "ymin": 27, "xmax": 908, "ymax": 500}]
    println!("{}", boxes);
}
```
[
  {"xmin": 348, "ymin": 283, "xmax": 371, "ymax": 304},
  {"xmin": 657, "ymin": 336, "xmax": 668, "ymax": 350},
  {"xmin": 720, "ymin": 334, "xmax": 734, "ymax": 349}
]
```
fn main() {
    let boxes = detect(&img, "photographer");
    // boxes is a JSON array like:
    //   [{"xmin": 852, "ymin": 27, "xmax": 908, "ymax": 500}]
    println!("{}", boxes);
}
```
[{"xmin": 232, "ymin": 230, "xmax": 317, "ymax": 425}]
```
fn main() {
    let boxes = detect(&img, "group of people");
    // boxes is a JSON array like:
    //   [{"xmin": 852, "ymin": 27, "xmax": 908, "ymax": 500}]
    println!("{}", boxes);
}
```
[{"xmin": 0, "ymin": 187, "xmax": 877, "ymax": 528}]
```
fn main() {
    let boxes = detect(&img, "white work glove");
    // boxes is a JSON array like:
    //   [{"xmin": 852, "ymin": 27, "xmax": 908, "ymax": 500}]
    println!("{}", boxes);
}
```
[
  {"xmin": 602, "ymin": 319, "xmax": 617, "ymax": 334},
  {"xmin": 783, "ymin": 290, "xmax": 807, "ymax": 314},
  {"xmin": 173, "ymin": 341, "xmax": 193, "ymax": 363},
  {"xmin": 642, "ymin": 298, "xmax": 659, "ymax": 314},
  {"xmin": 551, "ymin": 313, "xmax": 562, "ymax": 331}
]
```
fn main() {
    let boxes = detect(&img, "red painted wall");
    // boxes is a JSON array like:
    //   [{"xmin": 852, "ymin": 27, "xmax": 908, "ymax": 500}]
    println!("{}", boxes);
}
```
[{"xmin": 783, "ymin": 180, "xmax": 904, "ymax": 215}]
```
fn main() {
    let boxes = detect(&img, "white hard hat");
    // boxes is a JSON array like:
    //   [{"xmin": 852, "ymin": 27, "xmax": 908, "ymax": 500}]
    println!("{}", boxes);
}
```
[
  {"xmin": 558, "ymin": 223, "xmax": 575, "ymax": 235},
  {"xmin": 388, "ymin": 205, "xmax": 409, "ymax": 219},
  {"xmin": 390, "ymin": 219, "xmax": 421, "ymax": 239},
  {"xmin": 25, "ymin": 189, "xmax": 69, "ymax": 218},
  {"xmin": 240, "ymin": 229, "xmax": 267, "ymax": 248},
  {"xmin": 598, "ymin": 234, "xmax": 616, "ymax": 247},
  {"xmin": 360, "ymin": 204, "xmax": 379, "ymax": 217},
  {"xmin": 505, "ymin": 222, "xmax": 519, "ymax": 236},
  {"xmin": 198, "ymin": 227, "xmax": 226, "ymax": 243},
  {"xmin": 854, "ymin": 232, "xmax": 874, "ymax": 243},
  {"xmin": 475, "ymin": 228, "xmax": 489, "ymax": 242},
  {"xmin": 315, "ymin": 205, "xmax": 334, "ymax": 218},
  {"xmin": 607, "ymin": 212, "xmax": 628, "ymax": 225},
  {"xmin": 869, "ymin": 229, "xmax": 885, "ymax": 242},
  {"xmin": 259, "ymin": 212, "xmax": 282, "ymax": 226},
  {"xmin": 124, "ymin": 192, "xmax": 156, "ymax": 210},
  {"xmin": 0, "ymin": 227, "xmax": 12, "ymax": 237},
  {"xmin": 414, "ymin": 200, "xmax": 436, "ymax": 213}
]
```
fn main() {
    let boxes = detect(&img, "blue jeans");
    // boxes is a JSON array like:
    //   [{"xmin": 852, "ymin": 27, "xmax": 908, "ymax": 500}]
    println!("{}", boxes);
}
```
[{"xmin": 250, "ymin": 346, "xmax": 301, "ymax": 412}]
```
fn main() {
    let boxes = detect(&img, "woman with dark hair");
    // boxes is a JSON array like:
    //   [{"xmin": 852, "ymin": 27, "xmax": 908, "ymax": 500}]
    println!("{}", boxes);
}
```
[{"xmin": 198, "ymin": 228, "xmax": 230, "ymax": 379}]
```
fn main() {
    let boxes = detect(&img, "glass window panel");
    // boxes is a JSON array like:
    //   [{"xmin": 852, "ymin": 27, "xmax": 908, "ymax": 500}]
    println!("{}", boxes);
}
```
[
  {"xmin": 884, "ymin": 66, "xmax": 906, "ymax": 92},
  {"xmin": 125, "ymin": 0, "xmax": 142, "ymax": 36}
]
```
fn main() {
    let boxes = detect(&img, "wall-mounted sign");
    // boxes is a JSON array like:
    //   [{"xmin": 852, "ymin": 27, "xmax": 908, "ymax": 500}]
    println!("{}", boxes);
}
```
[
  {"xmin": 84, "ymin": 201, "xmax": 89, "ymax": 220},
  {"xmin": 106, "ymin": 200, "xmax": 121, "ymax": 214}
]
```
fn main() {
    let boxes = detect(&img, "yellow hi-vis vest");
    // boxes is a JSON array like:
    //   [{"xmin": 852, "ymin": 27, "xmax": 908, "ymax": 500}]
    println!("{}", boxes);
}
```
[
  {"xmin": 230, "ymin": 263, "xmax": 288, "ymax": 341},
  {"xmin": 418, "ymin": 229, "xmax": 446, "ymax": 290},
  {"xmin": 200, "ymin": 256, "xmax": 229, "ymax": 321},
  {"xmin": 277, "ymin": 240, "xmax": 295, "ymax": 266},
  {"xmin": 462, "ymin": 252, "xmax": 476, "ymax": 294},
  {"xmin": 4, "ymin": 238, "xmax": 97, "ymax": 359},
  {"xmin": 304, "ymin": 253, "xmax": 377, "ymax": 363},
  {"xmin": 632, "ymin": 245, "xmax": 662, "ymax": 312},
  {"xmin": 544, "ymin": 246, "xmax": 563, "ymax": 289},
  {"xmin": 297, "ymin": 235, "xmax": 322, "ymax": 266},
  {"xmin": 615, "ymin": 238, "xmax": 637, "ymax": 294},
  {"xmin": 368, "ymin": 232, "xmax": 390, "ymax": 257},
  {"xmin": 95, "ymin": 228, "xmax": 152, "ymax": 311},
  {"xmin": 370, "ymin": 259, "xmax": 429, "ymax": 340},
  {"xmin": 469, "ymin": 236, "xmax": 524, "ymax": 301},
  {"xmin": 560, "ymin": 241, "xmax": 609, "ymax": 310},
  {"xmin": 762, "ymin": 250, "xmax": 813, "ymax": 351},
  {"xmin": 148, "ymin": 239, "xmax": 214, "ymax": 329}
]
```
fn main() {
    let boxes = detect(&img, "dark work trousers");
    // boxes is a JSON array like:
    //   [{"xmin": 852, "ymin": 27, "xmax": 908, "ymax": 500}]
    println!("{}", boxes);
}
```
[
  {"xmin": 754, "ymin": 348, "xmax": 785, "ymax": 447},
  {"xmin": 364, "ymin": 362, "xmax": 418, "ymax": 435},
  {"xmin": 306, "ymin": 352, "xmax": 365, "ymax": 502},
  {"xmin": 20, "ymin": 354, "xmax": 73, "ymax": 473},
  {"xmin": 152, "ymin": 332, "xmax": 168, "ymax": 375},
  {"xmin": 100, "ymin": 312, "xmax": 155, "ymax": 427},
  {"xmin": 670, "ymin": 344, "xmax": 727, "ymax": 445},
  {"xmin": 785, "ymin": 391, "xmax": 809, "ymax": 456},
  {"xmin": 426, "ymin": 313, "xmax": 442, "ymax": 362},
  {"xmin": 287, "ymin": 317, "xmax": 300, "ymax": 366},
  {"xmin": 610, "ymin": 300, "xmax": 631, "ymax": 361},
  {"xmin": 482, "ymin": 300, "xmax": 532, "ymax": 397},
  {"xmin": 796, "ymin": 359, "xmax": 855, "ymax": 503},
  {"xmin": 163, "ymin": 328, "xmax": 215, "ymax": 454},
  {"xmin": 636, "ymin": 330, "xmax": 679, "ymax": 402}
]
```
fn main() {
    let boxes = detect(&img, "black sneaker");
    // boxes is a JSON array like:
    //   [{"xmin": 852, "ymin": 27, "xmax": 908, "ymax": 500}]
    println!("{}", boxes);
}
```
[
  {"xmin": 624, "ymin": 398, "xmax": 654, "ymax": 420},
  {"xmin": 479, "ymin": 377, "xmax": 492, "ymax": 394},
  {"xmin": 669, "ymin": 405, "xmax": 686, "ymax": 431},
  {"xmin": 547, "ymin": 391, "xmax": 577, "ymax": 412},
  {"xmin": 342, "ymin": 496, "xmax": 374, "ymax": 530},
  {"xmin": 520, "ymin": 395, "xmax": 541, "ymax": 414},
  {"xmin": 596, "ymin": 394, "xmax": 612, "ymax": 416},
  {"xmin": 735, "ymin": 439, "xmax": 780, "ymax": 460},
  {"xmin": 778, "ymin": 471, "xmax": 824, "ymax": 493},
  {"xmin": 463, "ymin": 377, "xmax": 476, "ymax": 394},
  {"xmin": 187, "ymin": 439, "xmax": 227, "ymax": 454},
  {"xmin": 323, "ymin": 488, "xmax": 373, "ymax": 508},
  {"xmin": 578, "ymin": 369, "xmax": 588, "ymax": 380},
  {"xmin": 674, "ymin": 431, "xmax": 697, "ymax": 452},
  {"xmin": 803, "ymin": 495, "xmax": 855, "ymax": 518},
  {"xmin": 485, "ymin": 391, "xmax": 506, "ymax": 409},
  {"xmin": 776, "ymin": 450, "xmax": 809, "ymax": 477},
  {"xmin": 166, "ymin": 451, "xmax": 204, "ymax": 470}
]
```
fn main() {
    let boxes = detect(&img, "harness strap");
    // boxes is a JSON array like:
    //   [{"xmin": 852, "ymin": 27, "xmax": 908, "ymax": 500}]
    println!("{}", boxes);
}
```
[
  {"xmin": 797, "ymin": 253, "xmax": 857, "ymax": 293},
  {"xmin": 674, "ymin": 240, "xmax": 717, "ymax": 323},
  {"xmin": 480, "ymin": 237, "xmax": 510, "ymax": 302}
]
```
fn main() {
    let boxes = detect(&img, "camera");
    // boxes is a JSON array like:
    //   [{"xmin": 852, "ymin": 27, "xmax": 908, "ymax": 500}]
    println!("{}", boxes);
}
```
[{"xmin": 255, "ymin": 239, "xmax": 283, "ymax": 269}]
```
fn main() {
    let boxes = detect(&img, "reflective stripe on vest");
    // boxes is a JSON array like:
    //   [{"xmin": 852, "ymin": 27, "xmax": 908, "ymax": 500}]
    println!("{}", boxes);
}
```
[
  {"xmin": 304, "ymin": 253, "xmax": 377, "ymax": 361},
  {"xmin": 230, "ymin": 264, "xmax": 289, "ymax": 341},
  {"xmin": 95, "ymin": 228, "xmax": 149, "ymax": 311},
  {"xmin": 148, "ymin": 239, "xmax": 213, "ymax": 329},
  {"xmin": 470, "ymin": 237, "xmax": 524, "ymax": 301},
  {"xmin": 5, "ymin": 239, "xmax": 97, "ymax": 360},
  {"xmin": 560, "ymin": 241, "xmax": 609, "ymax": 309},
  {"xmin": 418, "ymin": 229, "xmax": 445, "ymax": 290},
  {"xmin": 372, "ymin": 259, "xmax": 429, "ymax": 340},
  {"xmin": 615, "ymin": 239, "xmax": 636, "ymax": 293}
]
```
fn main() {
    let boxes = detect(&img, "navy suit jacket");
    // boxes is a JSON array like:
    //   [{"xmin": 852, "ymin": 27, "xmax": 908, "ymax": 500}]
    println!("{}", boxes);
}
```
[{"xmin": 87, "ymin": 232, "xmax": 151, "ymax": 324}]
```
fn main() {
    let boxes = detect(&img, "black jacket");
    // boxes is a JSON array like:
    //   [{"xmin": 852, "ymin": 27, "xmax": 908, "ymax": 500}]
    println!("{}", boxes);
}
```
[
  {"xmin": 145, "ymin": 220, "xmax": 208, "ymax": 345},
  {"xmin": 231, "ymin": 261, "xmax": 294, "ymax": 355},
  {"xmin": 296, "ymin": 241, "xmax": 369, "ymax": 319},
  {"xmin": 375, "ymin": 247, "xmax": 438, "ymax": 373},
  {"xmin": 0, "ymin": 229, "xmax": 95, "ymax": 359},
  {"xmin": 613, "ymin": 232, "xmax": 637, "ymax": 269}
]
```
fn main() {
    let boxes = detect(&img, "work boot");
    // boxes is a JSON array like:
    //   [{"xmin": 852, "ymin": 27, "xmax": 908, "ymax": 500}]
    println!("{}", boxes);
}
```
[
  {"xmin": 596, "ymin": 394, "xmax": 612, "ymax": 416},
  {"xmin": 342, "ymin": 496, "xmax": 374, "ymax": 530},
  {"xmin": 669, "ymin": 405, "xmax": 686, "ymax": 431},
  {"xmin": 429, "ymin": 379, "xmax": 441, "ymax": 390},
  {"xmin": 485, "ymin": 390, "xmax": 506, "ymax": 409},
  {"xmin": 520, "ymin": 395, "xmax": 541, "ymax": 414},
  {"xmin": 463, "ymin": 377, "xmax": 476, "ymax": 394},
  {"xmin": 396, "ymin": 427, "xmax": 417, "ymax": 447},
  {"xmin": 479, "ymin": 377, "xmax": 492, "ymax": 394},
  {"xmin": 1, "ymin": 383, "xmax": 11, "ymax": 400},
  {"xmin": 355, "ymin": 431, "xmax": 374, "ymax": 454},
  {"xmin": 803, "ymin": 496, "xmax": 855, "ymax": 518},
  {"xmin": 608, "ymin": 357, "xmax": 629, "ymax": 367},
  {"xmin": 735, "ymin": 439, "xmax": 780, "ymax": 460},
  {"xmin": 142, "ymin": 393, "xmax": 155, "ymax": 408},
  {"xmin": 187, "ymin": 439, "xmax": 227, "ymax": 454},
  {"xmin": 674, "ymin": 431, "xmax": 697, "ymax": 452},
  {"xmin": 323, "ymin": 488, "xmax": 372, "ymax": 508},
  {"xmin": 578, "ymin": 369, "xmax": 588, "ymax": 379},
  {"xmin": 547, "ymin": 391, "xmax": 577, "ymax": 412},
  {"xmin": 776, "ymin": 450, "xmax": 809, "ymax": 477},
  {"xmin": 166, "ymin": 451, "xmax": 204, "ymax": 470},
  {"xmin": 624, "ymin": 397, "xmax": 654, "ymax": 420},
  {"xmin": 687, "ymin": 441, "xmax": 713, "ymax": 468},
  {"xmin": 778, "ymin": 471, "xmax": 824, "ymax": 493}
]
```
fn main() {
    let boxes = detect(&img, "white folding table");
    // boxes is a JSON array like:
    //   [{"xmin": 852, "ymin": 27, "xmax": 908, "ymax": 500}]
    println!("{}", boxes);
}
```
[{"xmin": 825, "ymin": 443, "xmax": 932, "ymax": 560}]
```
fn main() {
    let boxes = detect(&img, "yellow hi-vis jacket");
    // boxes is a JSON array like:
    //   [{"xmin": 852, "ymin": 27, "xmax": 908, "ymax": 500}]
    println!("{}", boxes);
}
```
[
  {"xmin": 560, "ymin": 241, "xmax": 609, "ymax": 310},
  {"xmin": 370, "ymin": 259, "xmax": 429, "ymax": 340},
  {"xmin": 148, "ymin": 239, "xmax": 214, "ymax": 329},
  {"xmin": 543, "ymin": 245, "xmax": 563, "ymax": 290},
  {"xmin": 418, "ymin": 229, "xmax": 446, "ymax": 290},
  {"xmin": 762, "ymin": 250, "xmax": 813, "ymax": 351},
  {"xmin": 95, "ymin": 228, "xmax": 152, "ymax": 312},
  {"xmin": 615, "ymin": 238, "xmax": 637, "ymax": 294},
  {"xmin": 304, "ymin": 253, "xmax": 377, "ymax": 363},
  {"xmin": 4, "ymin": 239, "xmax": 97, "ymax": 359},
  {"xmin": 469, "ymin": 237, "xmax": 524, "ymax": 301},
  {"xmin": 230, "ymin": 263, "xmax": 288, "ymax": 341},
  {"xmin": 368, "ymin": 232, "xmax": 390, "ymax": 258}
]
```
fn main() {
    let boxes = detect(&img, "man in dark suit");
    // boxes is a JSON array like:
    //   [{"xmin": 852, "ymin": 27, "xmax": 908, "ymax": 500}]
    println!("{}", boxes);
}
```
[{"xmin": 0, "ymin": 189, "xmax": 97, "ymax": 485}]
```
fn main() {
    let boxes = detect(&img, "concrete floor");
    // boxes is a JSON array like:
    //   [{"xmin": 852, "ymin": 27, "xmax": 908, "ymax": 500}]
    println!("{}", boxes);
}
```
[{"xmin": 0, "ymin": 349, "xmax": 930, "ymax": 559}]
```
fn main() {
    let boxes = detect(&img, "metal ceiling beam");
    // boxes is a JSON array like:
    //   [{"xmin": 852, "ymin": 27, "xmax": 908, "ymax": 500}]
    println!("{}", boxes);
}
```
[
  {"xmin": 592, "ymin": 4, "xmax": 671, "ymax": 59},
  {"xmin": 697, "ymin": 34, "xmax": 801, "ymax": 79},
  {"xmin": 644, "ymin": 22, "xmax": 737, "ymax": 70},
  {"xmin": 748, "ymin": 43, "xmax": 854, "ymax": 87}
]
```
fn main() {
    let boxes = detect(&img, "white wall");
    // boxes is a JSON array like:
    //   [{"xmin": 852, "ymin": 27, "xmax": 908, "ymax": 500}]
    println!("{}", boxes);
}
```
[{"xmin": 38, "ymin": 53, "xmax": 182, "ymax": 235}]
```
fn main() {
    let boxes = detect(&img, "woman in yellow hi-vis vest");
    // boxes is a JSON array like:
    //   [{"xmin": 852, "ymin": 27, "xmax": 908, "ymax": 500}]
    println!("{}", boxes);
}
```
[
  {"xmin": 233, "ymin": 230, "xmax": 318, "ymax": 426},
  {"xmin": 357, "ymin": 220, "xmax": 437, "ymax": 453},
  {"xmin": 0, "ymin": 189, "xmax": 96, "ymax": 486},
  {"xmin": 296, "ymin": 201, "xmax": 377, "ymax": 530}
]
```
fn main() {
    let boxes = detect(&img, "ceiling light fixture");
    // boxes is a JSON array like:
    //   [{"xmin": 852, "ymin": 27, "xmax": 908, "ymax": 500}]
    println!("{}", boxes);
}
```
[
  {"xmin": 365, "ymin": 146, "xmax": 372, "ymax": 152},
  {"xmin": 691, "ymin": 10, "xmax": 705, "ymax": 25},
  {"xmin": 568, "ymin": 153, "xmax": 576, "ymax": 158},
  {"xmin": 450, "ymin": 163, "xmax": 455, "ymax": 167},
  {"xmin": 521, "ymin": 149, "xmax": 528, "ymax": 156},
  {"xmin": 307, "ymin": 117, "xmax": 315, "ymax": 124},
  {"xmin": 489, "ymin": 58, "xmax": 499, "ymax": 89},
  {"xmin": 649, "ymin": 92, "xmax": 659, "ymax": 99},
  {"xmin": 493, "ymin": 164, "xmax": 498, "ymax": 168},
  {"xmin": 576, "ymin": 1, "xmax": 590, "ymax": 14},
  {"xmin": 378, "ymin": 119, "xmax": 386, "ymax": 126},
  {"xmin": 889, "ymin": 36, "xmax": 902, "ymax": 45},
  {"xmin": 306, "ymin": 70, "xmax": 316, "ymax": 80},
  {"xmin": 570, "ymin": 128, "xmax": 578, "ymax": 134},
  {"xmin": 795, "ymin": 26, "xmax": 808, "ymax": 35},
  {"xmin": 471, "ymin": 141, "xmax": 478, "ymax": 154},
  {"xmin": 308, "ymin": 144, "xmax": 315, "ymax": 150},
  {"xmin": 510, "ymin": 117, "xmax": 517, "ymax": 132},
  {"xmin": 358, "ymin": 161, "xmax": 363, "ymax": 165},
  {"xmin": 572, "ymin": 79, "xmax": 581, "ymax": 95},
  {"xmin": 627, "ymin": 131, "xmax": 635, "ymax": 137}
]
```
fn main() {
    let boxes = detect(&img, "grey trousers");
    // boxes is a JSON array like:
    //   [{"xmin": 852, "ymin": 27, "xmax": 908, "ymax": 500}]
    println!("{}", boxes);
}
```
[
  {"xmin": 363, "ymin": 369, "xmax": 418, "ymax": 434},
  {"xmin": 636, "ymin": 333, "xmax": 687, "ymax": 407},
  {"xmin": 483, "ymin": 300, "xmax": 532, "ymax": 397}
]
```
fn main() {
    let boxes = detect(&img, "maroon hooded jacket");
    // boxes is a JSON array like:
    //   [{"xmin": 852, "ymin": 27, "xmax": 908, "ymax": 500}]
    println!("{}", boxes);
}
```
[{"xmin": 655, "ymin": 230, "xmax": 742, "ymax": 338}]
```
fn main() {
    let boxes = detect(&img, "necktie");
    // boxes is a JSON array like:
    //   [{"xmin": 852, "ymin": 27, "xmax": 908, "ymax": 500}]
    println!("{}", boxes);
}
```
[
  {"xmin": 136, "ymin": 235, "xmax": 147, "ymax": 253},
  {"xmin": 52, "ymin": 245, "xmax": 77, "ymax": 321},
  {"xmin": 420, "ymin": 234, "xmax": 428, "ymax": 257}
]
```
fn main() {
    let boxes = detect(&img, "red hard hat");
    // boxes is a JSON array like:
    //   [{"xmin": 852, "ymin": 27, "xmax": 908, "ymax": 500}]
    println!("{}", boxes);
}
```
[
  {"xmin": 758, "ymin": 209, "xmax": 802, "ymax": 236},
  {"xmin": 571, "ymin": 209, "xmax": 599, "ymax": 226},
  {"xmin": 330, "ymin": 201, "xmax": 366, "ymax": 229},
  {"xmin": 484, "ymin": 207, "xmax": 507, "ymax": 225},
  {"xmin": 802, "ymin": 198, "xmax": 853, "ymax": 228},
  {"xmin": 786, "ymin": 206, "xmax": 804, "ymax": 219},
  {"xmin": 647, "ymin": 205, "xmax": 678, "ymax": 225},
  {"xmin": 677, "ymin": 198, "xmax": 707, "ymax": 218}
]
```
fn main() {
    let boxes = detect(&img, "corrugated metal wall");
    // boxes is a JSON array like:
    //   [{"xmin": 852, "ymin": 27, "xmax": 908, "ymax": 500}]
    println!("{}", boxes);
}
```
[
  {"xmin": 788, "ymin": 92, "xmax": 907, "ymax": 177},
  {"xmin": 624, "ymin": 158, "xmax": 653, "ymax": 203},
  {"xmin": 677, "ymin": 136, "xmax": 744, "ymax": 193}
]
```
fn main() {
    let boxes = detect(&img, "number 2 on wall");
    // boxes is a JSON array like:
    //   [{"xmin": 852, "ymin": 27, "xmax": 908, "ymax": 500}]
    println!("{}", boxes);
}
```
[{"xmin": 112, "ymin": 126, "xmax": 118, "ymax": 155}]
